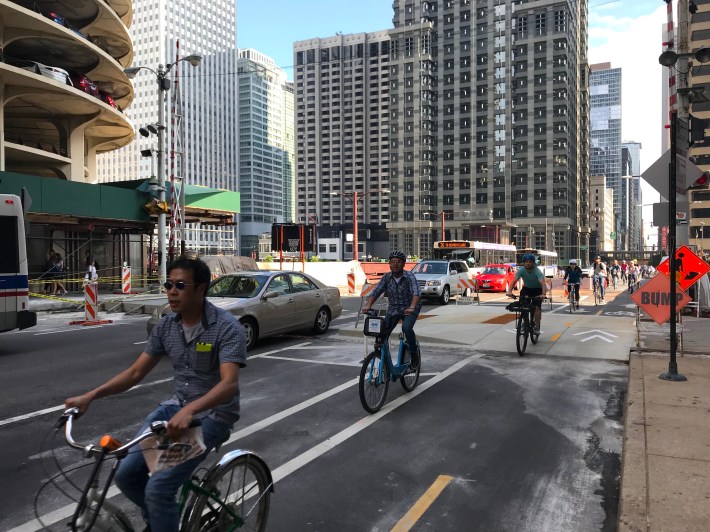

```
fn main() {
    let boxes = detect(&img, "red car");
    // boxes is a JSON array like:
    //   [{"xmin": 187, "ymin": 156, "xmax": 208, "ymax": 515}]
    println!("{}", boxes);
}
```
[{"xmin": 475, "ymin": 263, "xmax": 517, "ymax": 292}]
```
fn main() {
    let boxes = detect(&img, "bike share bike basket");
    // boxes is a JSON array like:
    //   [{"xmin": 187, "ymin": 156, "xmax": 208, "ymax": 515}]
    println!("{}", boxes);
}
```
[
  {"xmin": 364, "ymin": 316, "xmax": 386, "ymax": 336},
  {"xmin": 505, "ymin": 301, "xmax": 521, "ymax": 312}
]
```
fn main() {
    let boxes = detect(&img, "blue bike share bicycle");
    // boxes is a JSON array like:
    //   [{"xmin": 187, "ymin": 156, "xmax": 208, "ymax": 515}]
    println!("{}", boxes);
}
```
[{"xmin": 359, "ymin": 310, "xmax": 421, "ymax": 413}]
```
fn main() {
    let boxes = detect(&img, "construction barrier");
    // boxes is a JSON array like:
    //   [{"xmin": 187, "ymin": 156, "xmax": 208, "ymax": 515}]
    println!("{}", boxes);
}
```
[
  {"xmin": 456, "ymin": 278, "xmax": 480, "ymax": 305},
  {"xmin": 347, "ymin": 271, "xmax": 356, "ymax": 294},
  {"xmin": 69, "ymin": 283, "xmax": 112, "ymax": 326},
  {"xmin": 122, "ymin": 263, "xmax": 131, "ymax": 294}
]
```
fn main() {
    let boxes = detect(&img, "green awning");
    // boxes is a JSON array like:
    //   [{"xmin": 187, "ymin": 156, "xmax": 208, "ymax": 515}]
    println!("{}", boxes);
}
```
[{"xmin": 134, "ymin": 180, "xmax": 240, "ymax": 213}]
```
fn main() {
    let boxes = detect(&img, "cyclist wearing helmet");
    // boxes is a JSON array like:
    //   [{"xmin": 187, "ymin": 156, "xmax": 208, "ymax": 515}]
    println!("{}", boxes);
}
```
[
  {"xmin": 507, "ymin": 253, "xmax": 547, "ymax": 333},
  {"xmin": 592, "ymin": 255, "xmax": 608, "ymax": 303},
  {"xmin": 563, "ymin": 259, "xmax": 583, "ymax": 307},
  {"xmin": 362, "ymin": 250, "xmax": 422, "ymax": 362}
]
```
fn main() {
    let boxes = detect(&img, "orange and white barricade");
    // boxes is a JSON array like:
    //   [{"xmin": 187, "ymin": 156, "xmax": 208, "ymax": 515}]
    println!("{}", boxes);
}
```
[
  {"xmin": 347, "ymin": 271, "xmax": 356, "ymax": 294},
  {"xmin": 456, "ymin": 278, "xmax": 480, "ymax": 305},
  {"xmin": 69, "ymin": 282, "xmax": 112, "ymax": 326},
  {"xmin": 122, "ymin": 263, "xmax": 131, "ymax": 294}
]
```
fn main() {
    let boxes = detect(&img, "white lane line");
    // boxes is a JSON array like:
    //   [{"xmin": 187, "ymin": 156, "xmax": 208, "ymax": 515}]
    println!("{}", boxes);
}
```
[
  {"xmin": 226, "ymin": 378, "xmax": 359, "ymax": 444},
  {"xmin": 248, "ymin": 342, "xmax": 312, "ymax": 359},
  {"xmin": 270, "ymin": 353, "xmax": 484, "ymax": 482},
  {"xmin": 2, "ymin": 343, "xmax": 324, "ymax": 428},
  {"xmin": 19, "ymin": 354, "xmax": 481, "ymax": 532},
  {"xmin": 0, "ymin": 378, "xmax": 173, "ymax": 428},
  {"xmin": 34, "ymin": 327, "xmax": 106, "ymax": 335},
  {"xmin": 260, "ymin": 355, "xmax": 360, "ymax": 367}
]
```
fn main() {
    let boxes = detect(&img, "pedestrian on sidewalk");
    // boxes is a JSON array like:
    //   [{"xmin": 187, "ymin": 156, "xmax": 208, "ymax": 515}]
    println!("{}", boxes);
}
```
[
  {"xmin": 53, "ymin": 253, "xmax": 68, "ymax": 295},
  {"xmin": 85, "ymin": 259, "xmax": 99, "ymax": 284},
  {"xmin": 42, "ymin": 248, "xmax": 55, "ymax": 294}
]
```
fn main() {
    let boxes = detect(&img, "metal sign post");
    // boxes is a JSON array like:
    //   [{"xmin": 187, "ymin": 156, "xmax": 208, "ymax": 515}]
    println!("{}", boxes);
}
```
[{"xmin": 661, "ymin": 112, "xmax": 687, "ymax": 382}]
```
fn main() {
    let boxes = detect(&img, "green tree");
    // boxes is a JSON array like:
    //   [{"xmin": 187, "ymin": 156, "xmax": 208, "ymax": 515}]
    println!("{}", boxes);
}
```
[{"xmin": 263, "ymin": 255, "xmax": 274, "ymax": 263}]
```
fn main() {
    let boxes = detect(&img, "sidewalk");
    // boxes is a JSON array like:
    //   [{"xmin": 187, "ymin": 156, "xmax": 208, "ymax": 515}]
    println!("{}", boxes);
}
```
[
  {"xmin": 618, "ymin": 314, "xmax": 710, "ymax": 532},
  {"xmin": 29, "ymin": 290, "xmax": 710, "ymax": 530}
]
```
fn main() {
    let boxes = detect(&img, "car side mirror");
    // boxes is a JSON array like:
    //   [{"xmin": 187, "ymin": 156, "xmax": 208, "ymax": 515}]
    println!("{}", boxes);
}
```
[
  {"xmin": 450, "ymin": 269, "xmax": 456, "ymax": 274},
  {"xmin": 261, "ymin": 291, "xmax": 279, "ymax": 300}
]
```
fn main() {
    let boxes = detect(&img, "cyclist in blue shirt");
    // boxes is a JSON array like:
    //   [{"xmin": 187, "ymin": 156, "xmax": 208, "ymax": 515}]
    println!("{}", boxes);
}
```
[
  {"xmin": 563, "ymin": 259, "xmax": 583, "ymax": 308},
  {"xmin": 362, "ymin": 250, "xmax": 422, "ymax": 363},
  {"xmin": 506, "ymin": 253, "xmax": 547, "ymax": 333}
]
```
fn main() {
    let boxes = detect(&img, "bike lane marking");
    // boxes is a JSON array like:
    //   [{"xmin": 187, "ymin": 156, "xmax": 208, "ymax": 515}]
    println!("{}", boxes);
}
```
[
  {"xmin": 391, "ymin": 474, "xmax": 454, "ymax": 532},
  {"xmin": 269, "ymin": 353, "xmax": 484, "ymax": 483},
  {"xmin": 16, "ymin": 352, "xmax": 484, "ymax": 532}
]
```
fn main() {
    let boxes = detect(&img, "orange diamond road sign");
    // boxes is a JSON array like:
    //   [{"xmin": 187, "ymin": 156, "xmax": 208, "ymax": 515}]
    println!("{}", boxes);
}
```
[
  {"xmin": 630, "ymin": 274, "xmax": 692, "ymax": 324},
  {"xmin": 656, "ymin": 245, "xmax": 710, "ymax": 292}
]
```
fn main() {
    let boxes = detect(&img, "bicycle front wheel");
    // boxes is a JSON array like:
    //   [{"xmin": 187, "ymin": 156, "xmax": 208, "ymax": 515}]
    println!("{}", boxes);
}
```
[
  {"xmin": 400, "ymin": 345, "xmax": 421, "ymax": 392},
  {"xmin": 359, "ymin": 351, "xmax": 389, "ymax": 413},
  {"xmin": 568, "ymin": 291, "xmax": 575, "ymax": 313},
  {"xmin": 516, "ymin": 313, "xmax": 528, "ymax": 356},
  {"xmin": 182, "ymin": 453, "xmax": 271, "ymax": 532}
]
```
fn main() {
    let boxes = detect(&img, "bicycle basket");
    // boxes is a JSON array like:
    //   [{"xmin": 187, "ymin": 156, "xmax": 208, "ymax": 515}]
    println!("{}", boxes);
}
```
[
  {"xmin": 505, "ymin": 301, "xmax": 521, "ymax": 312},
  {"xmin": 364, "ymin": 316, "xmax": 385, "ymax": 336}
]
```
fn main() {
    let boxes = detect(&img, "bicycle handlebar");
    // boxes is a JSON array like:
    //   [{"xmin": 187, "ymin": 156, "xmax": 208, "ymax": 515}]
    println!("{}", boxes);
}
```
[
  {"xmin": 59, "ymin": 408, "xmax": 168, "ymax": 457},
  {"xmin": 506, "ymin": 294, "xmax": 547, "ymax": 300}
]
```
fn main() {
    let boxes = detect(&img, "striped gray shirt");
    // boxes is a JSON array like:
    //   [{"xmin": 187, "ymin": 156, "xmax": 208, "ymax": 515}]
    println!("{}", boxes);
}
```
[{"xmin": 146, "ymin": 300, "xmax": 247, "ymax": 426}]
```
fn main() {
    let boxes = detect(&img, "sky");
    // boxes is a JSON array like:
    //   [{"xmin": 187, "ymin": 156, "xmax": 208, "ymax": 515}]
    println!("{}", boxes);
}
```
[{"xmin": 237, "ymin": 0, "xmax": 669, "ymax": 241}]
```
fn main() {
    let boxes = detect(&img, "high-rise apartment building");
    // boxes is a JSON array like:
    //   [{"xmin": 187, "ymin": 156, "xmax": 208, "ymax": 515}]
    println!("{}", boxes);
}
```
[
  {"xmin": 294, "ymin": 1, "xmax": 590, "ymax": 261},
  {"xmin": 622, "ymin": 141, "xmax": 643, "ymax": 252},
  {"xmin": 389, "ymin": 1, "xmax": 589, "ymax": 260},
  {"xmin": 590, "ymin": 63, "xmax": 625, "ymax": 251},
  {"xmin": 294, "ymin": 31, "xmax": 393, "ymax": 260},
  {"xmin": 237, "ymin": 49, "xmax": 295, "ymax": 257},
  {"xmin": 97, "ymin": 0, "xmax": 239, "ymax": 254}
]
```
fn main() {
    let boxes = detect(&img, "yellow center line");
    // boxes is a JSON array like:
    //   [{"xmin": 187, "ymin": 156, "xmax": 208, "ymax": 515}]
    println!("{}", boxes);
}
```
[
  {"xmin": 551, "ymin": 333, "xmax": 561, "ymax": 341},
  {"xmin": 391, "ymin": 474, "xmax": 454, "ymax": 532}
]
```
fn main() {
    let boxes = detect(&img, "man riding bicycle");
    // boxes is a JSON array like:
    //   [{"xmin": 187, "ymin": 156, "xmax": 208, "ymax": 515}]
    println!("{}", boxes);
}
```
[
  {"xmin": 592, "ymin": 255, "xmax": 608, "ymax": 303},
  {"xmin": 620, "ymin": 260, "xmax": 628, "ymax": 284},
  {"xmin": 563, "ymin": 259, "xmax": 583, "ymax": 307},
  {"xmin": 65, "ymin": 257, "xmax": 247, "ymax": 532},
  {"xmin": 610, "ymin": 259, "xmax": 621, "ymax": 287},
  {"xmin": 506, "ymin": 253, "xmax": 547, "ymax": 334},
  {"xmin": 361, "ymin": 250, "xmax": 422, "ymax": 365}
]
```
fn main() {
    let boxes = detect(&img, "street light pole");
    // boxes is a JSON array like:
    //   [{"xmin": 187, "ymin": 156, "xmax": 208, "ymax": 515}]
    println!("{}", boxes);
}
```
[
  {"xmin": 156, "ymin": 67, "xmax": 167, "ymax": 285},
  {"xmin": 331, "ymin": 189, "xmax": 389, "ymax": 261},
  {"xmin": 125, "ymin": 55, "xmax": 201, "ymax": 286}
]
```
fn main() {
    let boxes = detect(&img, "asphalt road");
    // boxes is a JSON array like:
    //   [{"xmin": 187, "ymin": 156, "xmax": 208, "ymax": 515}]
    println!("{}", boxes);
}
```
[{"xmin": 1, "ymin": 302, "xmax": 627, "ymax": 531}]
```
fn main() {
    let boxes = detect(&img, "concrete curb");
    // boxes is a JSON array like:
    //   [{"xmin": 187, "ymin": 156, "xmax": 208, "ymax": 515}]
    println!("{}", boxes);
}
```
[{"xmin": 617, "ymin": 355, "xmax": 648, "ymax": 532}]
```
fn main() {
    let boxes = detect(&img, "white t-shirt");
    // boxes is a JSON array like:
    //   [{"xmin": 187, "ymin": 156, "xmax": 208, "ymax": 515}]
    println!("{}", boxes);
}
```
[{"xmin": 88, "ymin": 265, "xmax": 98, "ymax": 281}]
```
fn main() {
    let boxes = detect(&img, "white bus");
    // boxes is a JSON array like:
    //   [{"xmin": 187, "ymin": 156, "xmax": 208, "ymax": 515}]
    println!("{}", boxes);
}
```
[
  {"xmin": 0, "ymin": 194, "xmax": 36, "ymax": 332},
  {"xmin": 516, "ymin": 248, "xmax": 559, "ymax": 277},
  {"xmin": 432, "ymin": 240, "xmax": 517, "ymax": 274}
]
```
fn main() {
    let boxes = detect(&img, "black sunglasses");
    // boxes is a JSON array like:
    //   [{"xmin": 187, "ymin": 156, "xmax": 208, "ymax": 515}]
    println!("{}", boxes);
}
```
[{"xmin": 163, "ymin": 280, "xmax": 197, "ymax": 290}]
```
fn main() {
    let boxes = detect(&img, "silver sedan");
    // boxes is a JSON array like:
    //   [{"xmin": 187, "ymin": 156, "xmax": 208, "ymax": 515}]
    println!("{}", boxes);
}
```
[{"xmin": 147, "ymin": 270, "xmax": 343, "ymax": 349}]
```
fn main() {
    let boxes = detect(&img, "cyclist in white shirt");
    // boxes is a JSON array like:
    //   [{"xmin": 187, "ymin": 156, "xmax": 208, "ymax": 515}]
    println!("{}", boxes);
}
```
[{"xmin": 592, "ymin": 255, "xmax": 608, "ymax": 303}]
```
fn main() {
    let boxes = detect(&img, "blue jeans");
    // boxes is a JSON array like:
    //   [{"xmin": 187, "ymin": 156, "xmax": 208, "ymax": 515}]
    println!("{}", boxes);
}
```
[
  {"xmin": 593, "ymin": 274, "xmax": 606, "ymax": 299},
  {"xmin": 383, "ymin": 310, "xmax": 419, "ymax": 351},
  {"xmin": 113, "ymin": 404, "xmax": 231, "ymax": 532}
]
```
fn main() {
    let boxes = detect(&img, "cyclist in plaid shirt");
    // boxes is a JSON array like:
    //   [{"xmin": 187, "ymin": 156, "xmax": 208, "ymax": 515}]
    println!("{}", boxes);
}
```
[{"xmin": 362, "ymin": 250, "xmax": 422, "ymax": 357}]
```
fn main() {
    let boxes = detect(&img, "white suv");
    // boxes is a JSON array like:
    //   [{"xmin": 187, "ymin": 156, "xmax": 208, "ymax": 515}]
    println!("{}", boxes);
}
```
[{"xmin": 411, "ymin": 260, "xmax": 471, "ymax": 305}]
